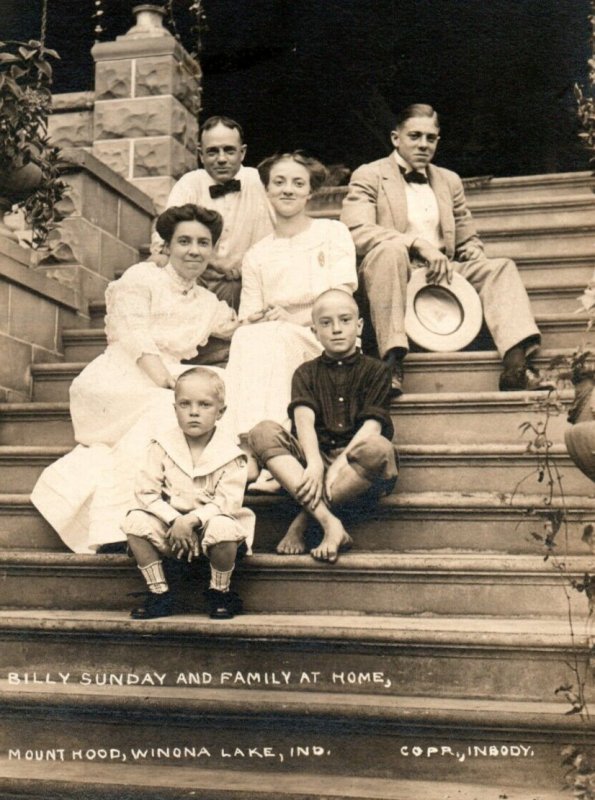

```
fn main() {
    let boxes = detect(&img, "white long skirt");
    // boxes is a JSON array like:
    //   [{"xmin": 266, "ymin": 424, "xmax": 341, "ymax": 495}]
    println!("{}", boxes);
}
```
[
  {"xmin": 222, "ymin": 320, "xmax": 323, "ymax": 438},
  {"xmin": 31, "ymin": 345, "xmax": 221, "ymax": 553}
]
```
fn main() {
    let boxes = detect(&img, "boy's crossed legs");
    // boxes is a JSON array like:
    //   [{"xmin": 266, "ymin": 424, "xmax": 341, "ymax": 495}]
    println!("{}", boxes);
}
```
[{"xmin": 247, "ymin": 421, "xmax": 397, "ymax": 562}]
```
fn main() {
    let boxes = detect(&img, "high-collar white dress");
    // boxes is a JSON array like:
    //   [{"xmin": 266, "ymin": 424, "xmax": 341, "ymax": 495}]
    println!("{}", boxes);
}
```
[{"xmin": 31, "ymin": 261, "xmax": 235, "ymax": 553}]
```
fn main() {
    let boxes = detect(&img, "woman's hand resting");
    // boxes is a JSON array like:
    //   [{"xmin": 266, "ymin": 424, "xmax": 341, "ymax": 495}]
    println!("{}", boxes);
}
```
[
  {"xmin": 137, "ymin": 354, "xmax": 176, "ymax": 389},
  {"xmin": 263, "ymin": 305, "xmax": 291, "ymax": 322}
]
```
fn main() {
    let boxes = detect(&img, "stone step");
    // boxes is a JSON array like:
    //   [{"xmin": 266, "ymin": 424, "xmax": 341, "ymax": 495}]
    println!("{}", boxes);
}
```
[
  {"xmin": 482, "ymin": 224, "xmax": 595, "ymax": 261},
  {"xmin": 1, "ymin": 390, "xmax": 574, "ymax": 447},
  {"xmin": 62, "ymin": 309, "xmax": 595, "ymax": 364},
  {"xmin": 0, "ymin": 550, "xmax": 592, "ymax": 618},
  {"xmin": 308, "ymin": 171, "xmax": 595, "ymax": 219},
  {"xmin": 0, "ymin": 447, "xmax": 70, "ymax": 493},
  {"xmin": 517, "ymin": 254, "xmax": 594, "ymax": 289},
  {"xmin": 81, "ymin": 278, "xmax": 593, "ymax": 338},
  {"xmin": 0, "ymin": 609, "xmax": 590, "ymax": 705},
  {"xmin": 0, "ymin": 682, "xmax": 591, "ymax": 790},
  {"xmin": 0, "ymin": 761, "xmax": 569, "ymax": 800},
  {"xmin": 401, "ymin": 349, "xmax": 573, "ymax": 394},
  {"xmin": 471, "ymin": 194, "xmax": 595, "ymax": 233},
  {"xmin": 3, "ymin": 440, "xmax": 594, "ymax": 498},
  {"xmin": 2, "ymin": 491, "xmax": 595, "ymax": 555}
]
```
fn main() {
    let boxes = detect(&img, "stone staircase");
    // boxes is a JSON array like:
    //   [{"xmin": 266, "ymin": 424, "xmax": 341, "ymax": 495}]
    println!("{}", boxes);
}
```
[{"xmin": 0, "ymin": 171, "xmax": 594, "ymax": 798}]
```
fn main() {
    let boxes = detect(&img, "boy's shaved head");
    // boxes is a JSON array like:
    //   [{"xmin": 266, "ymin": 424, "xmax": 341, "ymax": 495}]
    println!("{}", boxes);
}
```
[{"xmin": 311, "ymin": 289, "xmax": 359, "ymax": 323}]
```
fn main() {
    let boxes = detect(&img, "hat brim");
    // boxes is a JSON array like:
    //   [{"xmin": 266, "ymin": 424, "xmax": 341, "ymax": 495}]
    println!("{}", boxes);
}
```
[{"xmin": 405, "ymin": 269, "xmax": 483, "ymax": 352}]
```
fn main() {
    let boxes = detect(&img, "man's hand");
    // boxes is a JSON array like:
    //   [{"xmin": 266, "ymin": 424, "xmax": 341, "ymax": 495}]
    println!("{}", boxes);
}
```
[
  {"xmin": 167, "ymin": 514, "xmax": 200, "ymax": 561},
  {"xmin": 263, "ymin": 305, "xmax": 291, "ymax": 322},
  {"xmin": 324, "ymin": 453, "xmax": 348, "ymax": 504},
  {"xmin": 296, "ymin": 458, "xmax": 325, "ymax": 510},
  {"xmin": 456, "ymin": 242, "xmax": 484, "ymax": 262},
  {"xmin": 206, "ymin": 254, "xmax": 242, "ymax": 281},
  {"xmin": 137, "ymin": 354, "xmax": 176, "ymax": 389},
  {"xmin": 413, "ymin": 238, "xmax": 452, "ymax": 284}
]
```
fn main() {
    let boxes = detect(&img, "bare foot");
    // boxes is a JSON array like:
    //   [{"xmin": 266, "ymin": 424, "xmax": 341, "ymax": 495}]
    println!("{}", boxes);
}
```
[
  {"xmin": 276, "ymin": 511, "xmax": 309, "ymax": 555},
  {"xmin": 310, "ymin": 518, "xmax": 353, "ymax": 563}
]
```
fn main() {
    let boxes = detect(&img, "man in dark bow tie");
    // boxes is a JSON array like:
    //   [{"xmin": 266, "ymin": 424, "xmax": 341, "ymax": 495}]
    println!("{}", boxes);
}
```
[
  {"xmin": 341, "ymin": 103, "xmax": 541, "ymax": 396},
  {"xmin": 163, "ymin": 116, "xmax": 274, "ymax": 309}
]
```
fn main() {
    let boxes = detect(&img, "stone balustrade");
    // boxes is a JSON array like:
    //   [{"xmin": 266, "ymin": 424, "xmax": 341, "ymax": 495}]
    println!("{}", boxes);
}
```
[
  {"xmin": 0, "ymin": 236, "xmax": 79, "ymax": 401},
  {"xmin": 35, "ymin": 148, "xmax": 155, "ymax": 309}
]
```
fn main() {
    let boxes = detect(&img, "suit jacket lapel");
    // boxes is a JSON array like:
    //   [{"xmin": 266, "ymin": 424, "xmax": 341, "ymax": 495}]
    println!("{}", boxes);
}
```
[
  {"xmin": 380, "ymin": 156, "xmax": 409, "ymax": 232},
  {"xmin": 427, "ymin": 165, "xmax": 455, "ymax": 257}
]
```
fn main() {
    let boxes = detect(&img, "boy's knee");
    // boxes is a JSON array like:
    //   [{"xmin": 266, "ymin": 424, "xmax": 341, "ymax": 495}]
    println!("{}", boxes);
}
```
[
  {"xmin": 246, "ymin": 420, "xmax": 291, "ymax": 463},
  {"xmin": 204, "ymin": 515, "xmax": 237, "ymax": 539},
  {"xmin": 202, "ymin": 515, "xmax": 243, "ymax": 553},
  {"xmin": 347, "ymin": 434, "xmax": 398, "ymax": 481},
  {"xmin": 121, "ymin": 509, "xmax": 157, "ymax": 537}
]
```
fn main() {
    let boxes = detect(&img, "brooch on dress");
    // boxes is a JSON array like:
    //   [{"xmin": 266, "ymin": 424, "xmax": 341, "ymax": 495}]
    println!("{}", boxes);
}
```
[{"xmin": 318, "ymin": 251, "xmax": 325, "ymax": 267}]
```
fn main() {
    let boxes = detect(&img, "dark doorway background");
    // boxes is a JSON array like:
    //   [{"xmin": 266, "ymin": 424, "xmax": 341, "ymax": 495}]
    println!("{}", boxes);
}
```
[{"xmin": 3, "ymin": 0, "xmax": 591, "ymax": 177}]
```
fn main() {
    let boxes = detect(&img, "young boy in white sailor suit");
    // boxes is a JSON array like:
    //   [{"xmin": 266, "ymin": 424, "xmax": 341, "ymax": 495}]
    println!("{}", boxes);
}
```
[{"xmin": 122, "ymin": 367, "xmax": 254, "ymax": 620}]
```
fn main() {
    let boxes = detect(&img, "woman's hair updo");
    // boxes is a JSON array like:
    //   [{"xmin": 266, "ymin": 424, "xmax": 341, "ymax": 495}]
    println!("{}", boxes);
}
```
[
  {"xmin": 155, "ymin": 204, "xmax": 224, "ymax": 246},
  {"xmin": 257, "ymin": 151, "xmax": 328, "ymax": 192}
]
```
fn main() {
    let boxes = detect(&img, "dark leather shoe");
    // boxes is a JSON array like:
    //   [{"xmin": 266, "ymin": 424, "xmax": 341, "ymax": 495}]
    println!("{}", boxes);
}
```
[
  {"xmin": 390, "ymin": 362, "xmax": 404, "ymax": 398},
  {"xmin": 499, "ymin": 365, "xmax": 554, "ymax": 392},
  {"xmin": 204, "ymin": 588, "xmax": 243, "ymax": 619},
  {"xmin": 96, "ymin": 542, "xmax": 129, "ymax": 554},
  {"xmin": 499, "ymin": 366, "xmax": 528, "ymax": 391},
  {"xmin": 130, "ymin": 591, "xmax": 174, "ymax": 619}
]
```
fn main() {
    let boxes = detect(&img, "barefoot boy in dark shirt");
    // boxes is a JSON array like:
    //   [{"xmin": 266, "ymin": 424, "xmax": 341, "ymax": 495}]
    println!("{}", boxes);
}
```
[{"xmin": 248, "ymin": 289, "xmax": 398, "ymax": 562}]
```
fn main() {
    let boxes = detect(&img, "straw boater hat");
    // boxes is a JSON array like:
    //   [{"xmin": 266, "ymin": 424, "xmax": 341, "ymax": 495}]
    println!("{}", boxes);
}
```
[{"xmin": 405, "ymin": 269, "xmax": 483, "ymax": 352}]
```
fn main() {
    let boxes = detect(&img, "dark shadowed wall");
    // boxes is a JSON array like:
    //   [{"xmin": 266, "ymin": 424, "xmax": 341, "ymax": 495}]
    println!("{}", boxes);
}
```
[{"xmin": 3, "ymin": 0, "xmax": 591, "ymax": 177}]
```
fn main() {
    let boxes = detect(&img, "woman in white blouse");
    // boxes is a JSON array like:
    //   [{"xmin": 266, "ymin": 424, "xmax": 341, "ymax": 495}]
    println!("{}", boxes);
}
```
[
  {"xmin": 32, "ymin": 204, "xmax": 241, "ymax": 553},
  {"xmin": 223, "ymin": 152, "xmax": 358, "ymax": 440}
]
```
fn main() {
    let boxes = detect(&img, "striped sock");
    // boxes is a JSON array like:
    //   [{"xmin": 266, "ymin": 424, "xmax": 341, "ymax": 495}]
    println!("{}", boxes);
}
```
[
  {"xmin": 139, "ymin": 561, "xmax": 169, "ymax": 594},
  {"xmin": 209, "ymin": 566, "xmax": 234, "ymax": 592}
]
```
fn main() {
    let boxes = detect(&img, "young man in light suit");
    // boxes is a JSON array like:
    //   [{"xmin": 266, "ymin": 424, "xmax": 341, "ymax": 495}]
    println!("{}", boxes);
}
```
[{"xmin": 340, "ymin": 103, "xmax": 541, "ymax": 396}]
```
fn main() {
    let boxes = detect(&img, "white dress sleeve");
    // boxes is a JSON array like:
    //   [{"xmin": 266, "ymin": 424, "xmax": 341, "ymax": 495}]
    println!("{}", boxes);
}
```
[
  {"xmin": 328, "ymin": 220, "xmax": 358, "ymax": 293},
  {"xmin": 105, "ymin": 263, "xmax": 162, "ymax": 361},
  {"xmin": 238, "ymin": 247, "xmax": 265, "ymax": 319},
  {"xmin": 210, "ymin": 299, "xmax": 238, "ymax": 339}
]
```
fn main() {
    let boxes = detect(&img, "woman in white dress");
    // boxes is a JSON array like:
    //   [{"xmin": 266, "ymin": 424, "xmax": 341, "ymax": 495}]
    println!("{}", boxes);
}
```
[
  {"xmin": 223, "ymin": 152, "xmax": 357, "ymax": 440},
  {"xmin": 32, "ymin": 204, "xmax": 241, "ymax": 553}
]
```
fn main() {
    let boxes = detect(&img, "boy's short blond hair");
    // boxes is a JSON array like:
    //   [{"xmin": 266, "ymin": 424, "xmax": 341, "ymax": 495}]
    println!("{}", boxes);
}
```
[{"xmin": 175, "ymin": 367, "xmax": 226, "ymax": 405}]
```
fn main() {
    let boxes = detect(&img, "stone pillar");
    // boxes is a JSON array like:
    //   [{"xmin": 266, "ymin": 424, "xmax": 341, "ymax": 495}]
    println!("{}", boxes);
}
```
[{"xmin": 91, "ymin": 4, "xmax": 201, "ymax": 211}]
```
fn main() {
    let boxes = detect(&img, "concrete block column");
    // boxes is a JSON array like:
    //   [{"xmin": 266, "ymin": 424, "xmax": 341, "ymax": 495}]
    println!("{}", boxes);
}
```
[{"xmin": 91, "ymin": 4, "xmax": 201, "ymax": 211}]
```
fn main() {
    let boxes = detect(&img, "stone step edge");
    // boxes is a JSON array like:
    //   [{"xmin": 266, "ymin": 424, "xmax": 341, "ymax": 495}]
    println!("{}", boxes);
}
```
[
  {"xmin": 0, "ymin": 442, "xmax": 579, "ymax": 460},
  {"xmin": 482, "ymin": 223, "xmax": 595, "ymax": 240},
  {"xmin": 0, "ymin": 761, "xmax": 565, "ymax": 800},
  {"xmin": 29, "ymin": 348, "xmax": 582, "ymax": 376},
  {"xmin": 1, "ymin": 547, "xmax": 594, "ymax": 576},
  {"xmin": 0, "ymin": 389, "xmax": 576, "ymax": 416},
  {"xmin": 3, "ymin": 490, "xmax": 595, "ymax": 513},
  {"xmin": 0, "ymin": 608, "xmax": 587, "ymax": 651},
  {"xmin": 468, "ymin": 193, "xmax": 595, "ymax": 214},
  {"xmin": 0, "ymin": 680, "xmax": 589, "ymax": 733}
]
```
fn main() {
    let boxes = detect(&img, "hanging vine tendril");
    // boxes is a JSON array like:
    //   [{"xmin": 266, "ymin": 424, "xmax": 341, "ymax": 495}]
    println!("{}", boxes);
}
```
[
  {"xmin": 164, "ymin": 0, "xmax": 183, "ymax": 44},
  {"xmin": 92, "ymin": 0, "xmax": 105, "ymax": 42},
  {"xmin": 40, "ymin": 0, "xmax": 48, "ymax": 46},
  {"xmin": 189, "ymin": 0, "xmax": 208, "ymax": 57}
]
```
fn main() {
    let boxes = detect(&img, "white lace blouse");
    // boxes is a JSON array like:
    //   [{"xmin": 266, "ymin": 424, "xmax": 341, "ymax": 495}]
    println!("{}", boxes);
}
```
[{"xmin": 104, "ymin": 262, "xmax": 236, "ymax": 362}]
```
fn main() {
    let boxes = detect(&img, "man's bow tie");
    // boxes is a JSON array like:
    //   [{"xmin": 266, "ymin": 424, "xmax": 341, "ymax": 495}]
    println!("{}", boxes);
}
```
[
  {"xmin": 209, "ymin": 179, "xmax": 241, "ymax": 199},
  {"xmin": 399, "ymin": 167, "xmax": 428, "ymax": 185}
]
